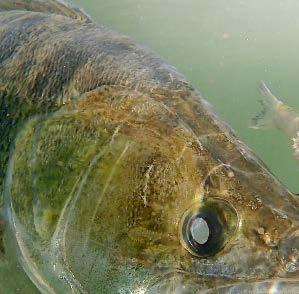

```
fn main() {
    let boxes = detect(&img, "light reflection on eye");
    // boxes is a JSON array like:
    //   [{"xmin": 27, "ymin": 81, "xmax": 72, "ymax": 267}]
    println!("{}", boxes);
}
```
[{"xmin": 190, "ymin": 217, "xmax": 210, "ymax": 245}]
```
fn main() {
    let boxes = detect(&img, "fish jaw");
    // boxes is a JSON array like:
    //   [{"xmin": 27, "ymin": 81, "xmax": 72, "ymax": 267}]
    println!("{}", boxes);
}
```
[
  {"xmin": 137, "ymin": 272, "xmax": 299, "ymax": 294},
  {"xmin": 203, "ymin": 279, "xmax": 299, "ymax": 294},
  {"xmin": 145, "ymin": 278, "xmax": 299, "ymax": 294},
  {"xmin": 140, "ymin": 228, "xmax": 299, "ymax": 293}
]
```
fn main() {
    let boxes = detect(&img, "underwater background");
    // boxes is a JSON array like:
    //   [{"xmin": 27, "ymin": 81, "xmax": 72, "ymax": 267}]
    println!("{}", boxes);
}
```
[{"xmin": 74, "ymin": 0, "xmax": 299, "ymax": 193}]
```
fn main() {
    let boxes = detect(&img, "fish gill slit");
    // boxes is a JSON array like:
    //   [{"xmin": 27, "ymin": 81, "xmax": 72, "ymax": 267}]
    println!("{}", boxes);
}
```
[
  {"xmin": 50, "ymin": 124, "xmax": 123, "ymax": 262},
  {"xmin": 4, "ymin": 130, "xmax": 56, "ymax": 294},
  {"xmin": 50, "ymin": 150, "xmax": 103, "ymax": 293}
]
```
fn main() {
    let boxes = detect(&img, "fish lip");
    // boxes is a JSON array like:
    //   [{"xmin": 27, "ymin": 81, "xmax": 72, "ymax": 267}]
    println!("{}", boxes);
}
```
[
  {"xmin": 144, "ymin": 269, "xmax": 237, "ymax": 292},
  {"xmin": 145, "ymin": 270, "xmax": 299, "ymax": 293},
  {"xmin": 202, "ymin": 278, "xmax": 299, "ymax": 293}
]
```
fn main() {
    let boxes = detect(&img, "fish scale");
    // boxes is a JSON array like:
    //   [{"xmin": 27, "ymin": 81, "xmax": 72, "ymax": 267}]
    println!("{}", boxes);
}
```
[{"xmin": 0, "ymin": 1, "xmax": 298, "ymax": 293}]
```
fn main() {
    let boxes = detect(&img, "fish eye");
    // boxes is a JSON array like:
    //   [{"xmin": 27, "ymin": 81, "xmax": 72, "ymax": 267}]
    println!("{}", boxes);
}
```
[{"xmin": 179, "ymin": 198, "xmax": 239, "ymax": 257}]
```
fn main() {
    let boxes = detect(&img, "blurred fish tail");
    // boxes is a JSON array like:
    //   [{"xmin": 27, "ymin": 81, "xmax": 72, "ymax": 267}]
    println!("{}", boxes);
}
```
[
  {"xmin": 292, "ymin": 132, "xmax": 299, "ymax": 158},
  {"xmin": 250, "ymin": 81, "xmax": 277, "ymax": 129}
]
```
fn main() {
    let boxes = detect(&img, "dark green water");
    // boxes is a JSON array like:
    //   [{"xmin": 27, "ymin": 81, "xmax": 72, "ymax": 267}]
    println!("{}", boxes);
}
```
[{"xmin": 74, "ymin": 0, "xmax": 299, "ymax": 192}]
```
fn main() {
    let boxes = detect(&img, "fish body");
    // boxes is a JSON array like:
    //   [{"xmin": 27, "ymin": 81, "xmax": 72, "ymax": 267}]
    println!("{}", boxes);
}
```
[{"xmin": 0, "ymin": 1, "xmax": 298, "ymax": 293}]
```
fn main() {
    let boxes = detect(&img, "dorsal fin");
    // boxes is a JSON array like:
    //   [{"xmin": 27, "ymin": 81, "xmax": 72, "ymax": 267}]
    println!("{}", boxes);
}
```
[{"xmin": 0, "ymin": 0, "xmax": 92, "ymax": 23}]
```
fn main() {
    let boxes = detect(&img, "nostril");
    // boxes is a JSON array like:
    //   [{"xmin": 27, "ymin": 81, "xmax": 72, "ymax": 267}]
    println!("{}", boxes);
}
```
[{"xmin": 256, "ymin": 227, "xmax": 279, "ymax": 247}]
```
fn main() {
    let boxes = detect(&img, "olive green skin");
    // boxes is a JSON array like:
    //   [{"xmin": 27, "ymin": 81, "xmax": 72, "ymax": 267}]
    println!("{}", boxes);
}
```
[{"xmin": 0, "ymin": 1, "xmax": 299, "ymax": 293}]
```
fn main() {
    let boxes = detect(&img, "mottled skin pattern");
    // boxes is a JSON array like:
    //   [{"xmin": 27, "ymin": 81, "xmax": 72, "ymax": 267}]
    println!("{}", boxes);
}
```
[{"xmin": 0, "ymin": 1, "xmax": 299, "ymax": 293}]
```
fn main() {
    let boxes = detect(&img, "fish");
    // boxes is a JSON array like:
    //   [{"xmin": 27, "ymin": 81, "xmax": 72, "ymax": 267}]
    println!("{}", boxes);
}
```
[
  {"xmin": 252, "ymin": 80, "xmax": 299, "ymax": 159},
  {"xmin": 0, "ymin": 1, "xmax": 298, "ymax": 293}
]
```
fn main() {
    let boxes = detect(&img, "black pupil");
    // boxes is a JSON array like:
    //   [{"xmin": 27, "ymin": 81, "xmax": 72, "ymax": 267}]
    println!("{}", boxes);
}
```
[{"xmin": 182, "ymin": 208, "xmax": 224, "ymax": 256}]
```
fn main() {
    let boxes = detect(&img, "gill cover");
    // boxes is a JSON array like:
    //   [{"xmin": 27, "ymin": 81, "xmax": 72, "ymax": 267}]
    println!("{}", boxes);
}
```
[{"xmin": 4, "ymin": 109, "xmax": 134, "ymax": 292}]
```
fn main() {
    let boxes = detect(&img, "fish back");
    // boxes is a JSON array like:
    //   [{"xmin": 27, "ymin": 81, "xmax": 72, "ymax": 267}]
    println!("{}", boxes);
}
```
[{"xmin": 0, "ymin": 0, "xmax": 92, "ymax": 22}]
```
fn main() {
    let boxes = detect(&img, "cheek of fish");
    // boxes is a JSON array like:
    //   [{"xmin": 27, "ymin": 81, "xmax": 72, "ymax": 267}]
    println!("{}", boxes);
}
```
[{"xmin": 3, "ymin": 96, "xmax": 204, "ymax": 292}]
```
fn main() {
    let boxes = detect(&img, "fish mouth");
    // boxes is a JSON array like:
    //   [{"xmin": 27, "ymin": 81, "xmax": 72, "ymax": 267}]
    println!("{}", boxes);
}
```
[
  {"xmin": 203, "ymin": 279, "xmax": 299, "ymax": 294},
  {"xmin": 143, "ymin": 270, "xmax": 235, "ymax": 293},
  {"xmin": 142, "ymin": 271, "xmax": 299, "ymax": 294}
]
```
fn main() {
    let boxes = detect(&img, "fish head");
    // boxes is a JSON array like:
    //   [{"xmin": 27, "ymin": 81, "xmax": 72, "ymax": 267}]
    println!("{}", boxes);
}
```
[{"xmin": 6, "ymin": 86, "xmax": 299, "ymax": 292}]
